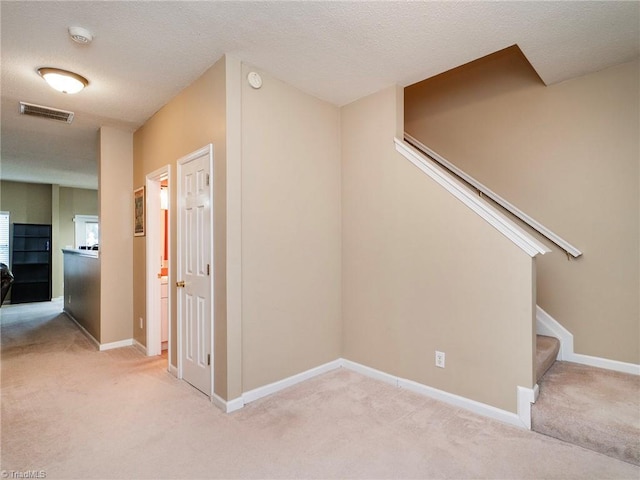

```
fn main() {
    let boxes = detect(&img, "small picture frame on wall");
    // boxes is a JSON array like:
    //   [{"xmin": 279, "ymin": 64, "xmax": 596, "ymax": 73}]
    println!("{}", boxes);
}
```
[{"xmin": 134, "ymin": 186, "xmax": 145, "ymax": 237}]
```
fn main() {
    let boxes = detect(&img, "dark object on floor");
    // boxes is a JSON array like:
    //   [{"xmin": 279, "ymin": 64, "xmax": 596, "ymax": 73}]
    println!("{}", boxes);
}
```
[{"xmin": 1, "ymin": 262, "xmax": 14, "ymax": 306}]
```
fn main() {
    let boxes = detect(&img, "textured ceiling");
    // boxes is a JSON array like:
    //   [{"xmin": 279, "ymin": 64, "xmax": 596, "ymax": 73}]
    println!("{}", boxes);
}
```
[{"xmin": 1, "ymin": 1, "xmax": 638, "ymax": 189}]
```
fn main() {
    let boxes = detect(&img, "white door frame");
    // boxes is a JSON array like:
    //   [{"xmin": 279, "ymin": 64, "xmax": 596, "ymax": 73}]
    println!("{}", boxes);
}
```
[
  {"xmin": 176, "ymin": 144, "xmax": 214, "ymax": 395},
  {"xmin": 145, "ymin": 165, "xmax": 171, "ymax": 362}
]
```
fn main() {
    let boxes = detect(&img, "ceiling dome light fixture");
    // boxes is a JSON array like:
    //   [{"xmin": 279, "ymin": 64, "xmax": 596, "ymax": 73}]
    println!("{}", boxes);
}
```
[{"xmin": 37, "ymin": 67, "xmax": 89, "ymax": 94}]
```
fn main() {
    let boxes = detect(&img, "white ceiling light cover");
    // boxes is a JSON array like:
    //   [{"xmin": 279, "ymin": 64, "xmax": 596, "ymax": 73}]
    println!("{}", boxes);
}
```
[{"xmin": 37, "ymin": 67, "xmax": 88, "ymax": 94}]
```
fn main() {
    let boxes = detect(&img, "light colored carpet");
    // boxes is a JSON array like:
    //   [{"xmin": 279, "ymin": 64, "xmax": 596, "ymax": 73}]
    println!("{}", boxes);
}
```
[
  {"xmin": 1, "ymin": 301, "xmax": 639, "ymax": 479},
  {"xmin": 535, "ymin": 335, "xmax": 560, "ymax": 383},
  {"xmin": 532, "ymin": 360, "xmax": 640, "ymax": 466}
]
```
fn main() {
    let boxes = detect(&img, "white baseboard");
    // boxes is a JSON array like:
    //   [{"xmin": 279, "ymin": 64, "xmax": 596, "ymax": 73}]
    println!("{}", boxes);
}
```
[
  {"xmin": 63, "ymin": 310, "xmax": 135, "ymax": 352},
  {"xmin": 99, "ymin": 338, "xmax": 134, "ymax": 351},
  {"xmin": 569, "ymin": 353, "xmax": 640, "ymax": 375},
  {"xmin": 226, "ymin": 356, "xmax": 533, "ymax": 429},
  {"xmin": 536, "ymin": 305, "xmax": 640, "ymax": 375},
  {"xmin": 133, "ymin": 339, "xmax": 147, "ymax": 355},
  {"xmin": 342, "ymin": 359, "xmax": 532, "ymax": 429},
  {"xmin": 211, "ymin": 393, "xmax": 244, "ymax": 413},
  {"xmin": 340, "ymin": 359, "xmax": 399, "ymax": 386},
  {"xmin": 168, "ymin": 364, "xmax": 178, "ymax": 377},
  {"xmin": 209, "ymin": 359, "xmax": 343, "ymax": 414},
  {"xmin": 242, "ymin": 359, "xmax": 343, "ymax": 405},
  {"xmin": 517, "ymin": 384, "xmax": 539, "ymax": 429},
  {"xmin": 63, "ymin": 310, "xmax": 100, "ymax": 349}
]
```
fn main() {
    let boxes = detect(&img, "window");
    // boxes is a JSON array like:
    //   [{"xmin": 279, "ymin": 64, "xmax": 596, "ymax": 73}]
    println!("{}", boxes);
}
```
[
  {"xmin": 74, "ymin": 215, "xmax": 99, "ymax": 249},
  {"xmin": 0, "ymin": 211, "xmax": 8, "ymax": 265}
]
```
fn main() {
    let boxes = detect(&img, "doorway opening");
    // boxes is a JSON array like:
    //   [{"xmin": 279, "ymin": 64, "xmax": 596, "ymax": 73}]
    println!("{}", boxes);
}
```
[{"xmin": 145, "ymin": 166, "xmax": 171, "ymax": 369}]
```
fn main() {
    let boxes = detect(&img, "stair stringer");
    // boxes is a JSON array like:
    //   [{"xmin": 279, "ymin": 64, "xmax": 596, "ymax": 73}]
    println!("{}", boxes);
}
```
[{"xmin": 536, "ymin": 305, "xmax": 640, "ymax": 375}]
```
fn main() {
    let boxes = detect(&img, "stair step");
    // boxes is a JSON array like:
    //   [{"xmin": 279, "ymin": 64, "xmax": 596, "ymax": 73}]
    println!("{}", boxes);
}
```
[
  {"xmin": 536, "ymin": 335, "xmax": 560, "ymax": 383},
  {"xmin": 532, "ymin": 361, "xmax": 640, "ymax": 466}
]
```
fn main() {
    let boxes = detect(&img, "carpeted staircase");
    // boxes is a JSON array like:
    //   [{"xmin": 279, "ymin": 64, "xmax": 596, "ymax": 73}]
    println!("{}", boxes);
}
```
[
  {"xmin": 535, "ymin": 335, "xmax": 560, "ymax": 383},
  {"xmin": 532, "ymin": 335, "xmax": 640, "ymax": 466}
]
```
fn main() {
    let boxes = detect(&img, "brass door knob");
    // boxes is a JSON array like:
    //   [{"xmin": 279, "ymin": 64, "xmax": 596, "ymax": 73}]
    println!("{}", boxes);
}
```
[{"xmin": 176, "ymin": 280, "xmax": 185, "ymax": 288}]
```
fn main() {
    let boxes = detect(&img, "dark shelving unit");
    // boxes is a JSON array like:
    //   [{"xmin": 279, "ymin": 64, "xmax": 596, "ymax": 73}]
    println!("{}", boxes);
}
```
[{"xmin": 10, "ymin": 223, "xmax": 52, "ymax": 304}]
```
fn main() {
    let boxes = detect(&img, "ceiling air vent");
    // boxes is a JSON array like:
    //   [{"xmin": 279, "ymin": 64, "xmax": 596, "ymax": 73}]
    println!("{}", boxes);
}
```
[{"xmin": 19, "ymin": 102, "xmax": 74, "ymax": 124}]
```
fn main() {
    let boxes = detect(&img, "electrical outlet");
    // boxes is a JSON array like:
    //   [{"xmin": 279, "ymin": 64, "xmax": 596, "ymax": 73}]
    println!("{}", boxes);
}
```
[
  {"xmin": 139, "ymin": 317, "xmax": 144, "ymax": 329},
  {"xmin": 435, "ymin": 350, "xmax": 445, "ymax": 368}
]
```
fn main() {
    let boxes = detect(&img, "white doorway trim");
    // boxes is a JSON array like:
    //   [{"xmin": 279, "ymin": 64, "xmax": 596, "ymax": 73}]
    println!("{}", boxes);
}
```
[
  {"xmin": 176, "ymin": 144, "xmax": 214, "ymax": 395},
  {"xmin": 145, "ymin": 165, "xmax": 171, "ymax": 365}
]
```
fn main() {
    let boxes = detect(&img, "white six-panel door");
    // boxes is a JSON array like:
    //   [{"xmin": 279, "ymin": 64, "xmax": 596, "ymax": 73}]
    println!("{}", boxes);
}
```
[{"xmin": 177, "ymin": 145, "xmax": 213, "ymax": 395}]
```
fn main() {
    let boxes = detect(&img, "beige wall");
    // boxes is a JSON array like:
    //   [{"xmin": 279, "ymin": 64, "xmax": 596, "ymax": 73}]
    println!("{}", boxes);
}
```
[
  {"xmin": 240, "ymin": 64, "xmax": 342, "ymax": 392},
  {"xmin": 54, "ymin": 187, "xmax": 98, "ymax": 297},
  {"xmin": 405, "ymin": 50, "xmax": 639, "ymax": 364},
  {"xmin": 224, "ymin": 56, "xmax": 243, "ymax": 400},
  {"xmin": 342, "ymin": 86, "xmax": 535, "ymax": 413},
  {"xmin": 99, "ymin": 126, "xmax": 133, "ymax": 344},
  {"xmin": 0, "ymin": 181, "xmax": 52, "ymax": 224},
  {"xmin": 133, "ymin": 56, "xmax": 228, "ymax": 396},
  {"xmin": 134, "ymin": 58, "xmax": 342, "ymax": 398}
]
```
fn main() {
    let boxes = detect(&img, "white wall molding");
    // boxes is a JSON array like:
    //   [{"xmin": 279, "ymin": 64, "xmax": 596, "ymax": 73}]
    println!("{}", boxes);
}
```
[
  {"xmin": 569, "ymin": 353, "xmax": 640, "ymax": 375},
  {"xmin": 210, "ymin": 357, "xmax": 538, "ymax": 428},
  {"xmin": 64, "ymin": 311, "xmax": 135, "ymax": 352},
  {"xmin": 394, "ymin": 138, "xmax": 549, "ymax": 258},
  {"xmin": 168, "ymin": 364, "xmax": 178, "ymax": 377},
  {"xmin": 99, "ymin": 338, "xmax": 134, "ymax": 351},
  {"xmin": 340, "ymin": 359, "xmax": 399, "ymax": 386},
  {"xmin": 212, "ymin": 393, "xmax": 244, "ymax": 414},
  {"xmin": 536, "ymin": 305, "xmax": 640, "ymax": 375},
  {"xmin": 242, "ymin": 359, "xmax": 343, "ymax": 405},
  {"xmin": 63, "ymin": 311, "xmax": 100, "ymax": 349},
  {"xmin": 343, "ymin": 359, "xmax": 532, "ymax": 429},
  {"xmin": 517, "ymin": 384, "xmax": 539, "ymax": 429},
  {"xmin": 536, "ymin": 305, "xmax": 573, "ymax": 361},
  {"xmin": 133, "ymin": 339, "xmax": 147, "ymax": 355}
]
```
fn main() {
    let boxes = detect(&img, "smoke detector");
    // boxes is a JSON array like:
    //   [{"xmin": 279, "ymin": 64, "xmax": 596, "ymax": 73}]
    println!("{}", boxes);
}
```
[{"xmin": 68, "ymin": 26, "xmax": 93, "ymax": 45}]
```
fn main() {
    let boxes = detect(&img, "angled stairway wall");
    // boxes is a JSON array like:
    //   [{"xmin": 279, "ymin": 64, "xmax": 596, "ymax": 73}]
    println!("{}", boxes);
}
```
[
  {"xmin": 405, "ymin": 48, "xmax": 639, "ymax": 365},
  {"xmin": 341, "ymin": 85, "xmax": 538, "ymax": 415}
]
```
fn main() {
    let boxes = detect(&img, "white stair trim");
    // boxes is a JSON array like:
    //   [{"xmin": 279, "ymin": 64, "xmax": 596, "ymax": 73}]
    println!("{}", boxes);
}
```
[
  {"xmin": 536, "ymin": 305, "xmax": 573, "ymax": 361},
  {"xmin": 536, "ymin": 305, "xmax": 640, "ymax": 375},
  {"xmin": 394, "ymin": 138, "xmax": 549, "ymax": 258},
  {"xmin": 404, "ymin": 133, "xmax": 582, "ymax": 258},
  {"xmin": 517, "ymin": 384, "xmax": 539, "ymax": 430}
]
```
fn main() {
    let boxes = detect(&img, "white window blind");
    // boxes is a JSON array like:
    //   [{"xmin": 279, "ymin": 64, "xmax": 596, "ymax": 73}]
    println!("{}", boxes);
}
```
[{"xmin": 0, "ymin": 212, "xmax": 9, "ymax": 265}]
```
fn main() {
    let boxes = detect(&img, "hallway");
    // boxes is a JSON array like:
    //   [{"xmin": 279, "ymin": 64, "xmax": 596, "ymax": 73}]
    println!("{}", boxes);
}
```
[{"xmin": 1, "ymin": 301, "xmax": 637, "ymax": 479}]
